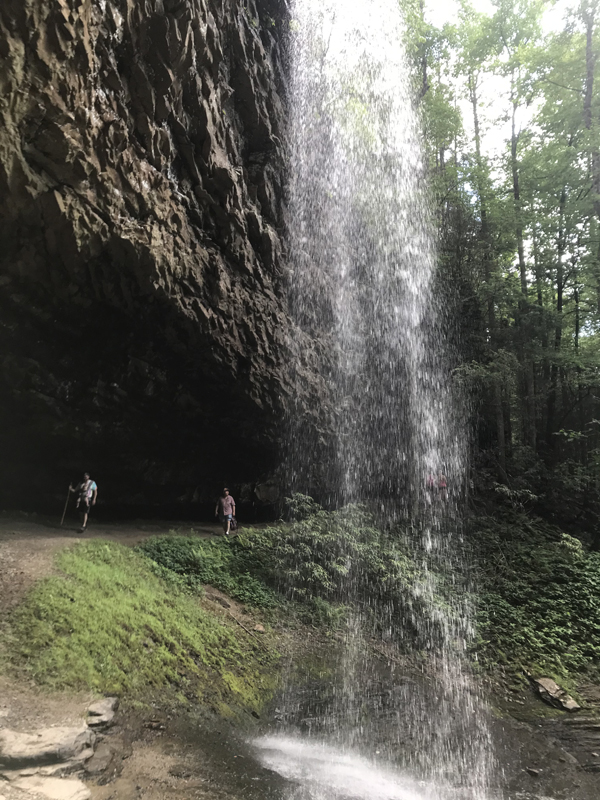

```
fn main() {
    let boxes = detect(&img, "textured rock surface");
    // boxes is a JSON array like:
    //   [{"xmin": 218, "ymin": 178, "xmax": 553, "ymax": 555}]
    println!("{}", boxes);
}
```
[
  {"xmin": 9, "ymin": 776, "xmax": 91, "ymax": 800},
  {"xmin": 0, "ymin": 0, "xmax": 291, "ymax": 508},
  {"xmin": 0, "ymin": 724, "xmax": 95, "ymax": 769},
  {"xmin": 532, "ymin": 677, "xmax": 582, "ymax": 712},
  {"xmin": 86, "ymin": 697, "xmax": 118, "ymax": 729}
]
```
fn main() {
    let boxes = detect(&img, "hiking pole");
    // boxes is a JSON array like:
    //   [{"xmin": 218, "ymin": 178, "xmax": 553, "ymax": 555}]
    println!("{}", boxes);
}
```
[{"xmin": 60, "ymin": 486, "xmax": 71, "ymax": 526}]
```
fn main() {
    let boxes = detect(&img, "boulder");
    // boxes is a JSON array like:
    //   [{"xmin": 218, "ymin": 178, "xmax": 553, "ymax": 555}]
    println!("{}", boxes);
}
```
[
  {"xmin": 0, "ymin": 725, "xmax": 95, "ymax": 769},
  {"xmin": 86, "ymin": 697, "xmax": 118, "ymax": 729},
  {"xmin": 531, "ymin": 677, "xmax": 581, "ymax": 712},
  {"xmin": 83, "ymin": 743, "xmax": 115, "ymax": 776},
  {"xmin": 87, "ymin": 698, "xmax": 118, "ymax": 717}
]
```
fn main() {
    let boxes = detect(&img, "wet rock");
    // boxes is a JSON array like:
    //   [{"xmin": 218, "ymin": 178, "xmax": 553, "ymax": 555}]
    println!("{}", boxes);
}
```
[
  {"xmin": 558, "ymin": 750, "xmax": 580, "ymax": 765},
  {"xmin": 531, "ymin": 677, "xmax": 582, "ymax": 712},
  {"xmin": 0, "ymin": 724, "xmax": 95, "ymax": 769}
]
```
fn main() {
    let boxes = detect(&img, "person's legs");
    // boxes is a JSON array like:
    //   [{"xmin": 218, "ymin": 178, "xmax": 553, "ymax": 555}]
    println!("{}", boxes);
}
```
[
  {"xmin": 79, "ymin": 503, "xmax": 89, "ymax": 532},
  {"xmin": 223, "ymin": 514, "xmax": 232, "ymax": 535}
]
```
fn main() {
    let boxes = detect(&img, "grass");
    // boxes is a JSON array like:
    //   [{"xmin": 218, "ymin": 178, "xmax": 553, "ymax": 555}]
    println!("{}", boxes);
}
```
[{"xmin": 4, "ymin": 540, "xmax": 278, "ymax": 715}]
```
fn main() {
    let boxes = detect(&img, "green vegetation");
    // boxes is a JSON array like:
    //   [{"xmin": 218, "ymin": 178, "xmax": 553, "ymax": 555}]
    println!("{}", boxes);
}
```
[
  {"xmin": 395, "ymin": 0, "xmax": 600, "ymax": 684},
  {"xmin": 139, "ymin": 535, "xmax": 280, "ymax": 609},
  {"xmin": 140, "ymin": 497, "xmax": 418, "ymax": 629},
  {"xmin": 5, "ymin": 496, "xmax": 600, "ymax": 705},
  {"xmin": 473, "ymin": 509, "xmax": 600, "ymax": 680},
  {"xmin": 2, "ymin": 498, "xmax": 421, "ymax": 709},
  {"xmin": 4, "ymin": 541, "xmax": 276, "ymax": 715},
  {"xmin": 238, "ymin": 496, "xmax": 416, "ymax": 604}
]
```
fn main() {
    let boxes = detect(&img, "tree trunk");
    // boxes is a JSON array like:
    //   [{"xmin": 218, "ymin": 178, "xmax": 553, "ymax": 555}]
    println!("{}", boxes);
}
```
[
  {"xmin": 470, "ymin": 71, "xmax": 506, "ymax": 474},
  {"xmin": 533, "ymin": 223, "xmax": 549, "ymax": 449},
  {"xmin": 546, "ymin": 187, "xmax": 567, "ymax": 458},
  {"xmin": 510, "ymin": 81, "xmax": 536, "ymax": 451}
]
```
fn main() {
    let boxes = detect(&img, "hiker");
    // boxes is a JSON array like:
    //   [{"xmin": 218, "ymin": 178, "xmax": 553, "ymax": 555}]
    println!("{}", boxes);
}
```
[
  {"xmin": 438, "ymin": 473, "xmax": 448, "ymax": 502},
  {"xmin": 425, "ymin": 473, "xmax": 436, "ymax": 505},
  {"xmin": 215, "ymin": 488, "xmax": 236, "ymax": 536},
  {"xmin": 69, "ymin": 473, "xmax": 98, "ymax": 532}
]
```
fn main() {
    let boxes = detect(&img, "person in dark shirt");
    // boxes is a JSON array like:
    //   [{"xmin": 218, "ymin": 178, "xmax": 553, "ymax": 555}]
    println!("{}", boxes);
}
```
[{"xmin": 215, "ymin": 488, "xmax": 236, "ymax": 536}]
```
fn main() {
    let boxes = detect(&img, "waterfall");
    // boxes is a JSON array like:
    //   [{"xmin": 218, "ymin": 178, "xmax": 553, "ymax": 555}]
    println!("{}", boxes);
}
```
[{"xmin": 255, "ymin": 0, "xmax": 497, "ymax": 797}]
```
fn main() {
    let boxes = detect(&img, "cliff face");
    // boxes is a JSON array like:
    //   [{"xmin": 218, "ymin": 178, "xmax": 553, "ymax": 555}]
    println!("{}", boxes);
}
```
[{"xmin": 0, "ymin": 0, "xmax": 291, "ymax": 509}]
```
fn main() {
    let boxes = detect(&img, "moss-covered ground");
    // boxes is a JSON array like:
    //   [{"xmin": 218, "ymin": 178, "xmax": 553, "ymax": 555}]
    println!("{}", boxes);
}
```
[{"xmin": 2, "ymin": 540, "xmax": 278, "ymax": 717}]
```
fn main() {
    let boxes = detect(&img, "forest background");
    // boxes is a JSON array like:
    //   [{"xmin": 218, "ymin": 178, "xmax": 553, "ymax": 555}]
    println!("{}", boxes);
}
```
[{"xmin": 406, "ymin": 0, "xmax": 600, "ymax": 538}]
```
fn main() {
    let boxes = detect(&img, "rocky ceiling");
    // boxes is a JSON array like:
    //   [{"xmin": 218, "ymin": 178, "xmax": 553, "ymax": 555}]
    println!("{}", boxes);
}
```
[{"xmin": 0, "ymin": 0, "xmax": 293, "ymax": 510}]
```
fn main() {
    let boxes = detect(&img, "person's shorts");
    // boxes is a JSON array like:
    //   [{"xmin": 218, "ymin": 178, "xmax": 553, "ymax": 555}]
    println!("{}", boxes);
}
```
[
  {"xmin": 221, "ymin": 513, "xmax": 233, "ymax": 521},
  {"xmin": 78, "ymin": 500, "xmax": 91, "ymax": 514}
]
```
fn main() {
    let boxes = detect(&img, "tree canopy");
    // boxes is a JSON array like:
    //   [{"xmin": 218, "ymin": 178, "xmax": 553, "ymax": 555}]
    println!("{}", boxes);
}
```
[{"xmin": 403, "ymin": 0, "xmax": 600, "ymax": 534}]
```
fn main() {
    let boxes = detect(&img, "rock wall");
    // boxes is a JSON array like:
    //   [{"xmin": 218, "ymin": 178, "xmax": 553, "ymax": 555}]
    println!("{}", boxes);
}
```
[{"xmin": 0, "ymin": 0, "xmax": 292, "ymax": 510}]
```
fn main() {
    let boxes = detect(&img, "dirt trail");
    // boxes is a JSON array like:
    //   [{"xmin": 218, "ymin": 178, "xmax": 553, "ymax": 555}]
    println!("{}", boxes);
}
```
[{"xmin": 0, "ymin": 513, "xmax": 220, "ymax": 613}]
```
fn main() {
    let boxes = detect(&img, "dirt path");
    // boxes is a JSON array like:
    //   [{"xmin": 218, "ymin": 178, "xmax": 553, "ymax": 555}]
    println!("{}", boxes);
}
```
[{"xmin": 0, "ymin": 513, "xmax": 221, "ymax": 613}]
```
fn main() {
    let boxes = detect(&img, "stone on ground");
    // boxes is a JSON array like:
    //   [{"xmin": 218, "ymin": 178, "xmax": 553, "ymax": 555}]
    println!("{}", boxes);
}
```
[
  {"xmin": 10, "ymin": 776, "xmax": 90, "ymax": 800},
  {"xmin": 0, "ymin": 725, "xmax": 95, "ymax": 769},
  {"xmin": 86, "ymin": 698, "xmax": 118, "ymax": 729},
  {"xmin": 83, "ymin": 743, "xmax": 114, "ymax": 775},
  {"xmin": 532, "ymin": 677, "xmax": 581, "ymax": 712}
]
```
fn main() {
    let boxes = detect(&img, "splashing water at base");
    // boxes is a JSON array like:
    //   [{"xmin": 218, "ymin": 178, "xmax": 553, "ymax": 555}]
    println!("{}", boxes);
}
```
[
  {"xmin": 254, "ymin": 736, "xmax": 478, "ymax": 800},
  {"xmin": 252, "ymin": 735, "xmax": 515, "ymax": 800},
  {"xmin": 270, "ymin": 0, "xmax": 497, "ymax": 797}
]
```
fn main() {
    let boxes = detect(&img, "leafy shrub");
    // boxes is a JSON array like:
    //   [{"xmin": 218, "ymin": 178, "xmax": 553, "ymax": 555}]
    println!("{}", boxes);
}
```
[
  {"xmin": 304, "ymin": 596, "xmax": 348, "ymax": 628},
  {"xmin": 139, "ymin": 536, "xmax": 279, "ymax": 609},
  {"xmin": 139, "ymin": 497, "xmax": 418, "ymax": 630},
  {"xmin": 472, "ymin": 511, "xmax": 600, "ymax": 678},
  {"xmin": 236, "ymin": 495, "xmax": 417, "ymax": 614}
]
